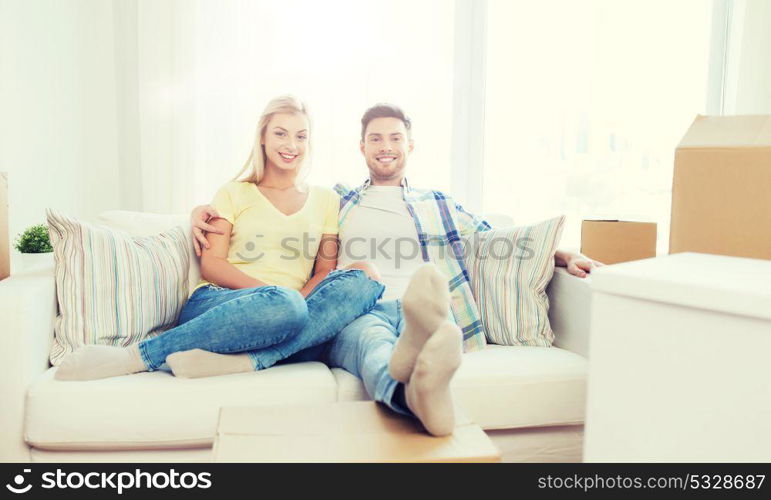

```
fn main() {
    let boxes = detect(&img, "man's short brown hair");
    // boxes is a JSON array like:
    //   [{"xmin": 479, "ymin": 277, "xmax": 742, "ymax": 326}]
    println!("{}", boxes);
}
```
[{"xmin": 360, "ymin": 104, "xmax": 412, "ymax": 141}]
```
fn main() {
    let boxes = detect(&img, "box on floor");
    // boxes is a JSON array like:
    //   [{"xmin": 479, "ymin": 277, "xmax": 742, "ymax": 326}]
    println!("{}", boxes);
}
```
[{"xmin": 581, "ymin": 220, "xmax": 657, "ymax": 265}]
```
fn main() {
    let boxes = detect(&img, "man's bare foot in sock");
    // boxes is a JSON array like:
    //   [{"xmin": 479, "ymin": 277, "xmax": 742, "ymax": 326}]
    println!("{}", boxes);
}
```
[
  {"xmin": 389, "ymin": 263, "xmax": 450, "ymax": 383},
  {"xmin": 404, "ymin": 321, "xmax": 463, "ymax": 437},
  {"xmin": 55, "ymin": 344, "xmax": 147, "ymax": 381},
  {"xmin": 166, "ymin": 349, "xmax": 254, "ymax": 378}
]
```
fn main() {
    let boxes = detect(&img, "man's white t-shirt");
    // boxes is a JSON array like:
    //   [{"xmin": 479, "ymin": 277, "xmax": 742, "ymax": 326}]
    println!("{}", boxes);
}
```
[{"xmin": 337, "ymin": 186, "xmax": 425, "ymax": 301}]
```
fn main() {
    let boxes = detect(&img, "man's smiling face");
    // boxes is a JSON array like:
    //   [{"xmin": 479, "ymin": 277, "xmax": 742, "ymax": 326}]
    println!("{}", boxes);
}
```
[{"xmin": 360, "ymin": 117, "xmax": 413, "ymax": 185}]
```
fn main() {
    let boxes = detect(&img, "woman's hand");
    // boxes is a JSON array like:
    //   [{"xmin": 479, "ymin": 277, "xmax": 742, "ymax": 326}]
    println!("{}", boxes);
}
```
[
  {"xmin": 555, "ymin": 249, "xmax": 604, "ymax": 278},
  {"xmin": 298, "ymin": 234, "xmax": 339, "ymax": 298},
  {"xmin": 191, "ymin": 205, "xmax": 224, "ymax": 257},
  {"xmin": 199, "ymin": 218, "xmax": 266, "ymax": 289}
]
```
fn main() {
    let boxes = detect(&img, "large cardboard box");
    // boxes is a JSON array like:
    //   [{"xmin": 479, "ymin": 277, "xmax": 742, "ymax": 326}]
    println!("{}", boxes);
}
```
[
  {"xmin": 0, "ymin": 172, "xmax": 9, "ymax": 280},
  {"xmin": 214, "ymin": 402, "xmax": 501, "ymax": 463},
  {"xmin": 581, "ymin": 220, "xmax": 657, "ymax": 265},
  {"xmin": 670, "ymin": 115, "xmax": 771, "ymax": 260}
]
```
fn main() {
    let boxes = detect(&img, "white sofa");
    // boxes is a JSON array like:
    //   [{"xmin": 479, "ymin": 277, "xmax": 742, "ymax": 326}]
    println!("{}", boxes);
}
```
[{"xmin": 0, "ymin": 211, "xmax": 592, "ymax": 463}]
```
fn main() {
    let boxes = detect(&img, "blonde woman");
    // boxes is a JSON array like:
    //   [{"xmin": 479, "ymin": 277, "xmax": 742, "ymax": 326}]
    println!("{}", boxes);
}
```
[{"xmin": 56, "ymin": 96, "xmax": 384, "ymax": 381}]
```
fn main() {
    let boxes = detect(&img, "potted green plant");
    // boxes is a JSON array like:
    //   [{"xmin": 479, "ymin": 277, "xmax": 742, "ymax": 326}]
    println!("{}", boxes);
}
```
[{"xmin": 14, "ymin": 224, "xmax": 54, "ymax": 270}]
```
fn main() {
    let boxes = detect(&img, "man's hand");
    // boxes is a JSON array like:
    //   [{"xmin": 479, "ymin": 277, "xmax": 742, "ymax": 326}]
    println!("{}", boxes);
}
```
[
  {"xmin": 555, "ymin": 249, "xmax": 604, "ymax": 278},
  {"xmin": 565, "ymin": 255, "xmax": 604, "ymax": 278},
  {"xmin": 191, "ymin": 205, "xmax": 224, "ymax": 257}
]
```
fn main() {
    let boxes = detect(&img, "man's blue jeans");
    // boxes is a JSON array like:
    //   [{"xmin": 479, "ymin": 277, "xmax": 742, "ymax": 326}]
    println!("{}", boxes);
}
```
[
  {"xmin": 137, "ymin": 269, "xmax": 384, "ymax": 371},
  {"xmin": 283, "ymin": 300, "xmax": 411, "ymax": 416}
]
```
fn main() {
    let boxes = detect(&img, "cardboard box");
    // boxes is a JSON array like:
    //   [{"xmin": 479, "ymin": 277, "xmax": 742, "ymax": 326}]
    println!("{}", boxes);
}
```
[
  {"xmin": 0, "ymin": 172, "xmax": 9, "ymax": 281},
  {"xmin": 581, "ymin": 220, "xmax": 657, "ymax": 265},
  {"xmin": 670, "ymin": 115, "xmax": 771, "ymax": 260},
  {"xmin": 214, "ymin": 402, "xmax": 501, "ymax": 463}
]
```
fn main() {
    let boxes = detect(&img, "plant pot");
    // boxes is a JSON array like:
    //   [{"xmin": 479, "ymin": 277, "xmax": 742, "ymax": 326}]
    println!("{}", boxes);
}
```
[{"xmin": 20, "ymin": 252, "xmax": 54, "ymax": 271}]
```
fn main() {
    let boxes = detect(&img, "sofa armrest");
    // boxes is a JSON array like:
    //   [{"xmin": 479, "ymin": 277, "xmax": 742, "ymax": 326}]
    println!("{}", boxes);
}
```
[
  {"xmin": 0, "ymin": 263, "xmax": 57, "ymax": 461},
  {"xmin": 547, "ymin": 267, "xmax": 592, "ymax": 358}
]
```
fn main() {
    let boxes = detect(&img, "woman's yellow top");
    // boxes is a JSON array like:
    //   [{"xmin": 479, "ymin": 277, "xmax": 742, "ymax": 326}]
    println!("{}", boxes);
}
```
[{"xmin": 194, "ymin": 181, "xmax": 340, "ymax": 292}]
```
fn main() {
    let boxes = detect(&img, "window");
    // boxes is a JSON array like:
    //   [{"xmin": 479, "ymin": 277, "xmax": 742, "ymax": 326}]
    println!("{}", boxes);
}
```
[{"xmin": 482, "ymin": 0, "xmax": 714, "ymax": 252}]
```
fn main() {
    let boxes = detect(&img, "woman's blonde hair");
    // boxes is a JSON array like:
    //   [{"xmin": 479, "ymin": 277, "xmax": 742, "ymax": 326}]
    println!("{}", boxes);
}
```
[{"xmin": 234, "ymin": 95, "xmax": 311, "ymax": 189}]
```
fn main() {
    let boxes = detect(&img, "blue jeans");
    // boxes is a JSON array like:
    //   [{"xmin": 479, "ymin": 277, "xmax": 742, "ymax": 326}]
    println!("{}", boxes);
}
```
[
  {"xmin": 284, "ymin": 300, "xmax": 411, "ymax": 416},
  {"xmin": 137, "ymin": 269, "xmax": 384, "ymax": 371}
]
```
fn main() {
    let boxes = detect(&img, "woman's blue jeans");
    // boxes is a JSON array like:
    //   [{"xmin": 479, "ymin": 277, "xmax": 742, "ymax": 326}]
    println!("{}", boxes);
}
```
[{"xmin": 137, "ymin": 269, "xmax": 385, "ymax": 371}]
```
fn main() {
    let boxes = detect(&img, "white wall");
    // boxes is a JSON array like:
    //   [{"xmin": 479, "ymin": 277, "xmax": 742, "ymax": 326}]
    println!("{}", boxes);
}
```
[
  {"xmin": 734, "ymin": 0, "xmax": 771, "ymax": 113},
  {"xmin": 724, "ymin": 0, "xmax": 771, "ymax": 114},
  {"xmin": 0, "ymin": 0, "xmax": 122, "ymax": 248}
]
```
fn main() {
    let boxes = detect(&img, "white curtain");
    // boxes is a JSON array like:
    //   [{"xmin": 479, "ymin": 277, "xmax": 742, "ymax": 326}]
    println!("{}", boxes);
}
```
[
  {"xmin": 119, "ymin": 0, "xmax": 769, "ymax": 230},
  {"xmin": 130, "ymin": 0, "xmax": 457, "ymax": 215}
]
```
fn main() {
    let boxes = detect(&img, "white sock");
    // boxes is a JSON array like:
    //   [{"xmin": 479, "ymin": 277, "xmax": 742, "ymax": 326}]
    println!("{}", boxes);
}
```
[
  {"xmin": 55, "ymin": 344, "xmax": 147, "ymax": 381},
  {"xmin": 404, "ymin": 321, "xmax": 463, "ymax": 437},
  {"xmin": 389, "ymin": 263, "xmax": 450, "ymax": 383},
  {"xmin": 166, "ymin": 349, "xmax": 254, "ymax": 378}
]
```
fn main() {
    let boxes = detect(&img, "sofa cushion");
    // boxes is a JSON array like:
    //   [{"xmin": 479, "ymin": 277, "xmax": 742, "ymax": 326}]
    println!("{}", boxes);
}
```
[
  {"xmin": 98, "ymin": 211, "xmax": 201, "ymax": 297},
  {"xmin": 46, "ymin": 210, "xmax": 190, "ymax": 366},
  {"xmin": 334, "ymin": 344, "xmax": 588, "ymax": 430},
  {"xmin": 331, "ymin": 368, "xmax": 370, "ymax": 402},
  {"xmin": 25, "ymin": 362, "xmax": 337, "ymax": 451},
  {"xmin": 465, "ymin": 216, "xmax": 566, "ymax": 347},
  {"xmin": 452, "ymin": 344, "xmax": 587, "ymax": 429}
]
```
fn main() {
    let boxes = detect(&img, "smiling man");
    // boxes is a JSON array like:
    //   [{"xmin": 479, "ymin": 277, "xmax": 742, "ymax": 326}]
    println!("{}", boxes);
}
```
[
  {"xmin": 182, "ymin": 103, "xmax": 600, "ymax": 436},
  {"xmin": 360, "ymin": 109, "xmax": 412, "ymax": 182}
]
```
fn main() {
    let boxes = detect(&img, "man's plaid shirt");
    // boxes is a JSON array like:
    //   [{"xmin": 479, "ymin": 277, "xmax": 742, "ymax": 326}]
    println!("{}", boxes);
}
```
[{"xmin": 334, "ymin": 178, "xmax": 492, "ymax": 351}]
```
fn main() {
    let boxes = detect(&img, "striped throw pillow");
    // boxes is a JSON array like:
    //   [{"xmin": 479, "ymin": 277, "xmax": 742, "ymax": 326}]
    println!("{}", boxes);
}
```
[
  {"xmin": 464, "ymin": 216, "xmax": 565, "ymax": 346},
  {"xmin": 46, "ymin": 210, "xmax": 190, "ymax": 366}
]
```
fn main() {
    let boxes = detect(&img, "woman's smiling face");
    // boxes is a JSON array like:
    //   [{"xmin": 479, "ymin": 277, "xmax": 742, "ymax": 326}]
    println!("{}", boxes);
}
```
[{"xmin": 261, "ymin": 112, "xmax": 309, "ymax": 172}]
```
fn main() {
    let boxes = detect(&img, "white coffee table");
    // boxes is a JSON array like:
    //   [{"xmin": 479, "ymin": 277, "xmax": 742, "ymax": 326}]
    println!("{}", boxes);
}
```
[{"xmin": 583, "ymin": 252, "xmax": 771, "ymax": 462}]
